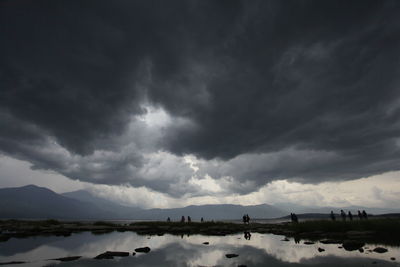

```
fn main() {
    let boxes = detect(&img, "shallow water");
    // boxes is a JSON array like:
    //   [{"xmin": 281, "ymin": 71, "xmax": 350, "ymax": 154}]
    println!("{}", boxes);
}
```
[{"xmin": 0, "ymin": 232, "xmax": 399, "ymax": 266}]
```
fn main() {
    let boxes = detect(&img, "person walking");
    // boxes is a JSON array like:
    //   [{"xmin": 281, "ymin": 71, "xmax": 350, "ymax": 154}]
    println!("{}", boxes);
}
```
[
  {"xmin": 340, "ymin": 210, "xmax": 346, "ymax": 221},
  {"xmin": 348, "ymin": 211, "xmax": 353, "ymax": 221},
  {"xmin": 358, "ymin": 210, "xmax": 363, "ymax": 220}
]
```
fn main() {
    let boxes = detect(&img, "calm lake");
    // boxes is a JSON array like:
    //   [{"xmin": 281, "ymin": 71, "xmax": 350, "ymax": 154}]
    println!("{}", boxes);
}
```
[{"xmin": 0, "ymin": 232, "xmax": 399, "ymax": 266}]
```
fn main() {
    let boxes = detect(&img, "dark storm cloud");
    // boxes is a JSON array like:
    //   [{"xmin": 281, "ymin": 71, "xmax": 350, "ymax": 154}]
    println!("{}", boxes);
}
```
[{"xmin": 1, "ymin": 0, "xmax": 400, "ymax": 194}]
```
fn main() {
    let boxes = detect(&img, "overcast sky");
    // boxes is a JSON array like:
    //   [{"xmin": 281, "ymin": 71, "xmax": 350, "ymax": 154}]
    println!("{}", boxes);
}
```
[{"xmin": 1, "ymin": 0, "xmax": 400, "ymax": 209}]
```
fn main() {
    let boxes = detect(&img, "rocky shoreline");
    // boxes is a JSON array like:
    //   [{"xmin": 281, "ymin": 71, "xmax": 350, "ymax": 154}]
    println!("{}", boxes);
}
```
[
  {"xmin": 0, "ymin": 219, "xmax": 399, "ymax": 246},
  {"xmin": 1, "ymin": 219, "xmax": 399, "ymax": 265}
]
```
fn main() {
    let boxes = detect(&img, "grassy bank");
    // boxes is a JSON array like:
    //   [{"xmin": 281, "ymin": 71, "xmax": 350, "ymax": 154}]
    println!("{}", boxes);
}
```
[
  {"xmin": 1, "ymin": 218, "xmax": 399, "ymax": 245},
  {"xmin": 285, "ymin": 218, "xmax": 400, "ymax": 234}
]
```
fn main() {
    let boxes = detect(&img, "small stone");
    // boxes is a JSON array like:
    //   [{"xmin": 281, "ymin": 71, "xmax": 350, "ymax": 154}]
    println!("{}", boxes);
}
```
[
  {"xmin": 132, "ymin": 252, "xmax": 136, "ymax": 256},
  {"xmin": 281, "ymin": 237, "xmax": 290, "ymax": 241},
  {"xmin": 226, "ymin": 254, "xmax": 239, "ymax": 258},
  {"xmin": 135, "ymin": 247, "xmax": 151, "ymax": 253},
  {"xmin": 94, "ymin": 251, "xmax": 129, "ymax": 259},
  {"xmin": 304, "ymin": 241, "xmax": 315, "ymax": 245},
  {"xmin": 338, "ymin": 246, "xmax": 343, "ymax": 249},
  {"xmin": 373, "ymin": 247, "xmax": 388, "ymax": 253},
  {"xmin": 51, "ymin": 256, "xmax": 81, "ymax": 262},
  {"xmin": 203, "ymin": 242, "xmax": 209, "ymax": 245},
  {"xmin": 320, "ymin": 239, "xmax": 342, "ymax": 244},
  {"xmin": 318, "ymin": 247, "xmax": 325, "ymax": 252},
  {"xmin": 359, "ymin": 248, "xmax": 364, "ymax": 253},
  {"xmin": 0, "ymin": 261, "xmax": 26, "ymax": 265},
  {"xmin": 390, "ymin": 257, "xmax": 395, "ymax": 261},
  {"xmin": 342, "ymin": 241, "xmax": 365, "ymax": 251}
]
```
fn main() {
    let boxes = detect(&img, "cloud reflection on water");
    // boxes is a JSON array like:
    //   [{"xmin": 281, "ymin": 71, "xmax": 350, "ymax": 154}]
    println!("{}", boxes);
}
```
[{"xmin": 0, "ymin": 232, "xmax": 399, "ymax": 267}]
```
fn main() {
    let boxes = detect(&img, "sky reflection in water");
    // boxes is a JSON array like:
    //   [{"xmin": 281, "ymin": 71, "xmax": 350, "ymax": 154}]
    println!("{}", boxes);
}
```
[{"xmin": 0, "ymin": 232, "xmax": 399, "ymax": 266}]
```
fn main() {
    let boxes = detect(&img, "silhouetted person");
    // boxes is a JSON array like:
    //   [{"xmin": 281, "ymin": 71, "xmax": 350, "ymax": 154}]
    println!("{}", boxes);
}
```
[
  {"xmin": 167, "ymin": 217, "xmax": 171, "ymax": 222},
  {"xmin": 188, "ymin": 216, "xmax": 191, "ymax": 223},
  {"xmin": 330, "ymin": 211, "xmax": 336, "ymax": 221},
  {"xmin": 362, "ymin": 210, "xmax": 368, "ymax": 219},
  {"xmin": 358, "ymin": 210, "xmax": 363, "ymax": 220},
  {"xmin": 246, "ymin": 214, "xmax": 250, "ymax": 224},
  {"xmin": 293, "ymin": 213, "xmax": 298, "ymax": 223},
  {"xmin": 348, "ymin": 211, "xmax": 353, "ymax": 221},
  {"xmin": 243, "ymin": 214, "xmax": 246, "ymax": 224},
  {"xmin": 181, "ymin": 216, "xmax": 185, "ymax": 223},
  {"xmin": 291, "ymin": 213, "xmax": 298, "ymax": 223},
  {"xmin": 201, "ymin": 217, "xmax": 204, "ymax": 223},
  {"xmin": 340, "ymin": 210, "xmax": 346, "ymax": 221}
]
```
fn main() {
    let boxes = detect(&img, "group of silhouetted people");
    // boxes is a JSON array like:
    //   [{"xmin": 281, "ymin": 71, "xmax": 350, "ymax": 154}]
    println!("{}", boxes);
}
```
[
  {"xmin": 290, "ymin": 213, "xmax": 298, "ymax": 223},
  {"xmin": 167, "ymin": 216, "xmax": 204, "ymax": 222},
  {"xmin": 180, "ymin": 216, "xmax": 192, "ymax": 223},
  {"xmin": 242, "ymin": 214, "xmax": 250, "ymax": 224},
  {"xmin": 330, "ymin": 210, "xmax": 368, "ymax": 221}
]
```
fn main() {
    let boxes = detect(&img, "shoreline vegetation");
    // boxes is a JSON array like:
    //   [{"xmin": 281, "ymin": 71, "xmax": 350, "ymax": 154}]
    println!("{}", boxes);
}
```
[{"xmin": 1, "ymin": 217, "xmax": 399, "ymax": 246}]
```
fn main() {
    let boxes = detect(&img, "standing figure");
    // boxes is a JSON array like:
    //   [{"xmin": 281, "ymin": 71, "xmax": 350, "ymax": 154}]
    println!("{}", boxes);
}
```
[
  {"xmin": 201, "ymin": 217, "xmax": 204, "ymax": 223},
  {"xmin": 167, "ymin": 217, "xmax": 171, "ymax": 222},
  {"xmin": 292, "ymin": 213, "xmax": 298, "ymax": 223},
  {"xmin": 242, "ymin": 214, "xmax": 246, "ymax": 224},
  {"xmin": 187, "ymin": 216, "xmax": 191, "ymax": 223},
  {"xmin": 348, "ymin": 211, "xmax": 353, "ymax": 221},
  {"xmin": 246, "ymin": 214, "xmax": 250, "ymax": 224},
  {"xmin": 362, "ymin": 210, "xmax": 368, "ymax": 219},
  {"xmin": 340, "ymin": 210, "xmax": 346, "ymax": 221},
  {"xmin": 358, "ymin": 210, "xmax": 363, "ymax": 220},
  {"xmin": 181, "ymin": 216, "xmax": 185, "ymax": 223},
  {"xmin": 330, "ymin": 211, "xmax": 336, "ymax": 221}
]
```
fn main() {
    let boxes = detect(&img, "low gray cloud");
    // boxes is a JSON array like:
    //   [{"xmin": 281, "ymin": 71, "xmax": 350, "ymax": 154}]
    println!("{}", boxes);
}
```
[{"xmin": 1, "ymin": 0, "xmax": 400, "ymax": 196}]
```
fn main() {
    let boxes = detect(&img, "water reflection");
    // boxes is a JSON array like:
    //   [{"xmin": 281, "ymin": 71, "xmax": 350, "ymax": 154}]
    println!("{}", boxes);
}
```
[{"xmin": 0, "ymin": 232, "xmax": 399, "ymax": 266}]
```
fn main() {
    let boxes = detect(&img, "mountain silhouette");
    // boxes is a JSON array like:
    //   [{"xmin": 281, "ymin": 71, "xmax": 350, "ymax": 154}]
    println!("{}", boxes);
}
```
[{"xmin": 0, "ymin": 185, "xmax": 286, "ymax": 220}]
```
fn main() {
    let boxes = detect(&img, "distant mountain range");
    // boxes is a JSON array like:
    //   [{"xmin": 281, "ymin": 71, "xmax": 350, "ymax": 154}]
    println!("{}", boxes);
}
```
[
  {"xmin": 0, "ymin": 185, "xmax": 398, "ymax": 220},
  {"xmin": 0, "ymin": 185, "xmax": 286, "ymax": 220}
]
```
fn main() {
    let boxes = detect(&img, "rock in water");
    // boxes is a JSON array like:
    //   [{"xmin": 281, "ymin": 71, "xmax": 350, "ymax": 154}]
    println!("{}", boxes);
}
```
[
  {"xmin": 203, "ymin": 242, "xmax": 209, "ymax": 245},
  {"xmin": 318, "ymin": 247, "xmax": 325, "ymax": 252},
  {"xmin": 342, "ymin": 241, "xmax": 365, "ymax": 251},
  {"xmin": 135, "ymin": 247, "xmax": 151, "ymax": 253},
  {"xmin": 0, "ymin": 261, "xmax": 26, "ymax": 265},
  {"xmin": 225, "ymin": 254, "xmax": 239, "ymax": 258},
  {"xmin": 94, "ymin": 251, "xmax": 129, "ymax": 259},
  {"xmin": 0, "ymin": 235, "xmax": 10, "ymax": 242},
  {"xmin": 373, "ymin": 247, "xmax": 388, "ymax": 253},
  {"xmin": 320, "ymin": 239, "xmax": 342, "ymax": 244},
  {"xmin": 51, "ymin": 256, "xmax": 81, "ymax": 262}
]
